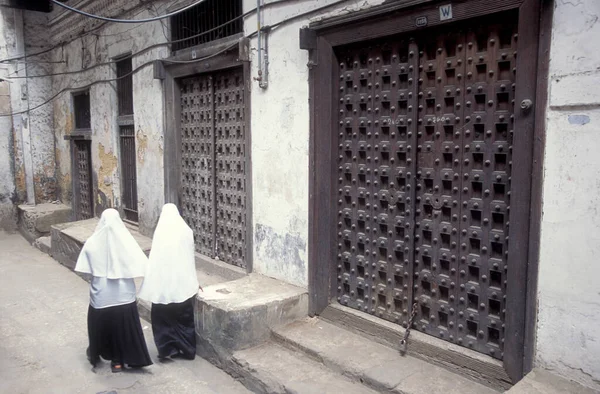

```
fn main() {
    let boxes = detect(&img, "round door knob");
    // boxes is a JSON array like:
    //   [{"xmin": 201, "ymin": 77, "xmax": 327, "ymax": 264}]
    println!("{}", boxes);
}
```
[{"xmin": 520, "ymin": 99, "xmax": 533, "ymax": 112}]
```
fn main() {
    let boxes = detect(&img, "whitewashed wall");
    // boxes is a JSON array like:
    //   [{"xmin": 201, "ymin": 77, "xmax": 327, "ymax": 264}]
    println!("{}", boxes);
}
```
[
  {"xmin": 50, "ymin": 5, "xmax": 167, "ymax": 235},
  {"xmin": 0, "ymin": 6, "xmax": 56, "ymax": 228},
  {"xmin": 244, "ymin": 0, "xmax": 385, "ymax": 287},
  {"xmin": 535, "ymin": 0, "xmax": 600, "ymax": 389},
  {"xmin": 0, "ymin": 8, "xmax": 16, "ymax": 229},
  {"xmin": 48, "ymin": 0, "xmax": 387, "ymax": 279}
]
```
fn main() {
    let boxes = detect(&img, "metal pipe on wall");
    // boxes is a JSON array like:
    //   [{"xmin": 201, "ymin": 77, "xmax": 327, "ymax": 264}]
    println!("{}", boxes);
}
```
[{"xmin": 254, "ymin": 0, "xmax": 268, "ymax": 89}]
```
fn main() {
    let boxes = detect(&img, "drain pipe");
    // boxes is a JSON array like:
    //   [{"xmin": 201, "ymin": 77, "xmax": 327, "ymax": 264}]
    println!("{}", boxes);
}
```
[
  {"xmin": 261, "ymin": 25, "xmax": 270, "ymax": 89},
  {"xmin": 254, "ymin": 0, "xmax": 268, "ymax": 89}
]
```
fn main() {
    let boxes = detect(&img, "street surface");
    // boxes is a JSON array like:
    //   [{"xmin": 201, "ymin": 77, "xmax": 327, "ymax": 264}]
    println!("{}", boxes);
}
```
[{"xmin": 0, "ymin": 231, "xmax": 250, "ymax": 394}]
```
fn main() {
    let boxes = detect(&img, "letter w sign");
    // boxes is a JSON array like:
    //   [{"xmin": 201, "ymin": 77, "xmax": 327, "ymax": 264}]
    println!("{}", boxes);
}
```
[{"xmin": 439, "ymin": 4, "xmax": 453, "ymax": 21}]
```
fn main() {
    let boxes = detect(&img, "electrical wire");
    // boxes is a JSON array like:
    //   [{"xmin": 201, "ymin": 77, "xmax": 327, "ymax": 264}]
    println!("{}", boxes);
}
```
[
  {"xmin": 0, "ymin": 44, "xmax": 236, "ymax": 117},
  {"xmin": 6, "ymin": 9, "xmax": 254, "ymax": 80},
  {"xmin": 0, "ymin": 0, "xmax": 305, "ymax": 64},
  {"xmin": 0, "ymin": 0, "xmax": 351, "ymax": 116},
  {"xmin": 51, "ymin": 0, "xmax": 208, "ymax": 24},
  {"xmin": 0, "ymin": 0, "xmax": 182, "ymax": 63}
]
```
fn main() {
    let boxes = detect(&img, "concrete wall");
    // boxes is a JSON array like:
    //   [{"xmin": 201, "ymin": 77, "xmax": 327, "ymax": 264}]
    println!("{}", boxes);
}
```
[
  {"xmin": 47, "ymin": 0, "xmax": 385, "ymax": 277},
  {"xmin": 22, "ymin": 12, "xmax": 56, "ymax": 203},
  {"xmin": 535, "ymin": 0, "xmax": 600, "ymax": 389},
  {"xmin": 0, "ymin": 75, "xmax": 16, "ymax": 230},
  {"xmin": 245, "ymin": 0, "xmax": 384, "ymax": 288},
  {"xmin": 50, "ymin": 4, "xmax": 167, "ymax": 235},
  {"xmin": 0, "ymin": 8, "xmax": 16, "ymax": 230},
  {"xmin": 0, "ymin": 5, "xmax": 57, "ymax": 231}
]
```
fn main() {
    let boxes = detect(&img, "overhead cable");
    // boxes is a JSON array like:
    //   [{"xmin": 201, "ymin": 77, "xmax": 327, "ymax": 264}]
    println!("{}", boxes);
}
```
[
  {"xmin": 6, "ymin": 9, "xmax": 254, "ymax": 80},
  {"xmin": 0, "ymin": 0, "xmax": 349, "ymax": 116},
  {"xmin": 51, "ymin": 0, "xmax": 208, "ymax": 24},
  {"xmin": 0, "ymin": 45, "xmax": 235, "ymax": 117}
]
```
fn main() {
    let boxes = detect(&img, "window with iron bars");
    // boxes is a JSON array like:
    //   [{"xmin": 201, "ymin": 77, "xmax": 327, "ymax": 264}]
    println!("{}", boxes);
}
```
[
  {"xmin": 116, "ymin": 57, "xmax": 138, "ymax": 223},
  {"xmin": 170, "ymin": 0, "xmax": 243, "ymax": 52},
  {"xmin": 73, "ymin": 91, "xmax": 91, "ymax": 130}
]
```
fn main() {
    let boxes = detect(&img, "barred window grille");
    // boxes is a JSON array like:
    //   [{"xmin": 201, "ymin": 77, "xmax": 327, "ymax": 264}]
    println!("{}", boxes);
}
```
[
  {"xmin": 73, "ymin": 91, "xmax": 91, "ymax": 130},
  {"xmin": 171, "ymin": 0, "xmax": 243, "ymax": 52},
  {"xmin": 119, "ymin": 125, "xmax": 138, "ymax": 222},
  {"xmin": 116, "ymin": 57, "xmax": 133, "ymax": 116},
  {"xmin": 116, "ymin": 57, "xmax": 138, "ymax": 222}
]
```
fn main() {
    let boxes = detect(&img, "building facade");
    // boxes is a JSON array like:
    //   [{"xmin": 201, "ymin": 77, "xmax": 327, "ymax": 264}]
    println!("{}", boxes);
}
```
[{"xmin": 0, "ymin": 0, "xmax": 599, "ymax": 389}]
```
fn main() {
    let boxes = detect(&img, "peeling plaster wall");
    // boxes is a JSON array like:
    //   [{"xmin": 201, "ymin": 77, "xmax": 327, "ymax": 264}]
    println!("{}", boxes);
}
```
[
  {"xmin": 536, "ymin": 0, "xmax": 600, "ymax": 389},
  {"xmin": 23, "ymin": 12, "xmax": 56, "ymax": 203},
  {"xmin": 244, "ymin": 0, "xmax": 384, "ymax": 287},
  {"xmin": 50, "ymin": 5, "xmax": 166, "ymax": 235},
  {"xmin": 0, "ymin": 7, "xmax": 57, "ymax": 227},
  {"xmin": 47, "ymin": 0, "xmax": 384, "ymax": 280},
  {"xmin": 0, "ymin": 9, "xmax": 16, "ymax": 230}
]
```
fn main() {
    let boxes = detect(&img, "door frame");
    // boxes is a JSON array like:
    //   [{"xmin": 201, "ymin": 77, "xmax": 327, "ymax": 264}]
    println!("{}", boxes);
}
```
[
  {"xmin": 159, "ymin": 37, "xmax": 254, "ymax": 274},
  {"xmin": 304, "ymin": 0, "xmax": 550, "ymax": 382},
  {"xmin": 66, "ymin": 135, "xmax": 94, "ymax": 221}
]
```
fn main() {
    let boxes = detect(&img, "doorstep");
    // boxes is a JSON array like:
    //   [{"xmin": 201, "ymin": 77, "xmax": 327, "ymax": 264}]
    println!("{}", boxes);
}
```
[
  {"xmin": 194, "ymin": 273, "xmax": 309, "ymax": 367},
  {"xmin": 506, "ymin": 368, "xmax": 600, "ymax": 394},
  {"xmin": 18, "ymin": 203, "xmax": 71, "ymax": 243},
  {"xmin": 321, "ymin": 302, "xmax": 512, "ymax": 390},
  {"xmin": 47, "ymin": 218, "xmax": 247, "ymax": 323},
  {"xmin": 50, "ymin": 218, "xmax": 152, "ymax": 270},
  {"xmin": 228, "ymin": 317, "xmax": 500, "ymax": 394}
]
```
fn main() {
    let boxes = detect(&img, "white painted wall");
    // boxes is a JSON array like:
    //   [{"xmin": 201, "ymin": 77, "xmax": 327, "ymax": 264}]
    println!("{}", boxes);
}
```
[
  {"xmin": 535, "ymin": 0, "xmax": 600, "ymax": 389},
  {"xmin": 50, "ymin": 5, "xmax": 167, "ymax": 235},
  {"xmin": 0, "ymin": 8, "xmax": 16, "ymax": 229},
  {"xmin": 23, "ymin": 11, "xmax": 57, "ymax": 203},
  {"xmin": 0, "ymin": 6, "xmax": 55, "ymax": 227},
  {"xmin": 244, "ymin": 0, "xmax": 384, "ymax": 288}
]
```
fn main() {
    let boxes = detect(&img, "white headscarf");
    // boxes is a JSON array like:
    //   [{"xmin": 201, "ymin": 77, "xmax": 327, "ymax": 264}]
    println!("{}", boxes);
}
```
[
  {"xmin": 138, "ymin": 204, "xmax": 200, "ymax": 304},
  {"xmin": 74, "ymin": 208, "xmax": 147, "ymax": 279}
]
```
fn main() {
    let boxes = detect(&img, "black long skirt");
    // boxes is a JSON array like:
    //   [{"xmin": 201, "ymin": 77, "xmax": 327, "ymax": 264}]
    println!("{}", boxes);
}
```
[
  {"xmin": 87, "ymin": 301, "xmax": 153, "ymax": 367},
  {"xmin": 150, "ymin": 297, "xmax": 196, "ymax": 360}
]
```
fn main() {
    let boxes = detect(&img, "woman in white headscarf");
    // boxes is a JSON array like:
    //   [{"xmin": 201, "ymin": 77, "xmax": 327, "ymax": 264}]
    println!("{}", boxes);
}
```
[
  {"xmin": 138, "ymin": 203, "xmax": 201, "ymax": 360},
  {"xmin": 75, "ymin": 208, "xmax": 152, "ymax": 372}
]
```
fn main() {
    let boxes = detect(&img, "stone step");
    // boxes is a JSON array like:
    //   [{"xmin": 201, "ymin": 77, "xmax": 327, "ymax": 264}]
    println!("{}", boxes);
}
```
[
  {"xmin": 47, "ymin": 218, "xmax": 247, "ymax": 326},
  {"xmin": 51, "ymin": 219, "xmax": 153, "ymax": 270},
  {"xmin": 18, "ymin": 203, "xmax": 71, "ymax": 243},
  {"xmin": 195, "ymin": 274, "xmax": 308, "ymax": 365},
  {"xmin": 231, "ymin": 342, "xmax": 378, "ymax": 394},
  {"xmin": 506, "ymin": 368, "xmax": 599, "ymax": 394},
  {"xmin": 33, "ymin": 236, "xmax": 51, "ymax": 255},
  {"xmin": 272, "ymin": 318, "xmax": 500, "ymax": 394},
  {"xmin": 321, "ymin": 303, "xmax": 511, "ymax": 390}
]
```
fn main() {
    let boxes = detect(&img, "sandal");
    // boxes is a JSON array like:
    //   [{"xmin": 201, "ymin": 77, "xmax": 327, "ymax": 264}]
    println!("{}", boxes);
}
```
[{"xmin": 111, "ymin": 361, "xmax": 123, "ymax": 373}]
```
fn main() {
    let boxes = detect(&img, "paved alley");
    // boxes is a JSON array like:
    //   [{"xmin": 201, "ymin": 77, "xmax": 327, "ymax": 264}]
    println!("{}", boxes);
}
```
[{"xmin": 0, "ymin": 231, "xmax": 250, "ymax": 394}]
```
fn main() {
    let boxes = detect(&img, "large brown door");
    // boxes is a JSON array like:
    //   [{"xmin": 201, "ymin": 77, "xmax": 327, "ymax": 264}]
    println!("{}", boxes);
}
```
[
  {"xmin": 179, "ymin": 67, "xmax": 247, "ymax": 268},
  {"xmin": 335, "ymin": 11, "xmax": 519, "ymax": 359}
]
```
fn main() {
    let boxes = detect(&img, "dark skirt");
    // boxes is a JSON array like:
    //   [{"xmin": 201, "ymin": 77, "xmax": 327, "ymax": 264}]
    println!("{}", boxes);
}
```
[
  {"xmin": 151, "ymin": 297, "xmax": 196, "ymax": 360},
  {"xmin": 87, "ymin": 301, "xmax": 152, "ymax": 367}
]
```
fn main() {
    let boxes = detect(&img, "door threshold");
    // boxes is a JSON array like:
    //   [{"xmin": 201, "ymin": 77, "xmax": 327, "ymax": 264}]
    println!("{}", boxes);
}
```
[{"xmin": 320, "ymin": 302, "xmax": 513, "ymax": 391}]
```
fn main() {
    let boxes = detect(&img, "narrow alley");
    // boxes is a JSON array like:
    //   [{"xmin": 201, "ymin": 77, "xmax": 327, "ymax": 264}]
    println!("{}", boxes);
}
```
[
  {"xmin": 0, "ymin": 231, "xmax": 250, "ymax": 394},
  {"xmin": 1, "ymin": 0, "xmax": 600, "ymax": 392}
]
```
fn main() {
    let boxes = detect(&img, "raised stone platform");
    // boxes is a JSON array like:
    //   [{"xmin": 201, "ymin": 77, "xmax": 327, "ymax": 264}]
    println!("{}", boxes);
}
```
[
  {"xmin": 48, "ymin": 218, "xmax": 248, "ymax": 325},
  {"xmin": 321, "ymin": 302, "xmax": 512, "ymax": 390},
  {"xmin": 506, "ymin": 368, "xmax": 599, "ymax": 394},
  {"xmin": 50, "ymin": 218, "xmax": 152, "ymax": 270},
  {"xmin": 18, "ymin": 203, "xmax": 71, "ymax": 243},
  {"xmin": 195, "ymin": 274, "xmax": 308, "ymax": 366},
  {"xmin": 229, "ymin": 317, "xmax": 499, "ymax": 394}
]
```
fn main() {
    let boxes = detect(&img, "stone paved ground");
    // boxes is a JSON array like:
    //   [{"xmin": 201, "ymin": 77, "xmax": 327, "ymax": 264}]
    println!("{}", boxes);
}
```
[{"xmin": 0, "ymin": 231, "xmax": 251, "ymax": 394}]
